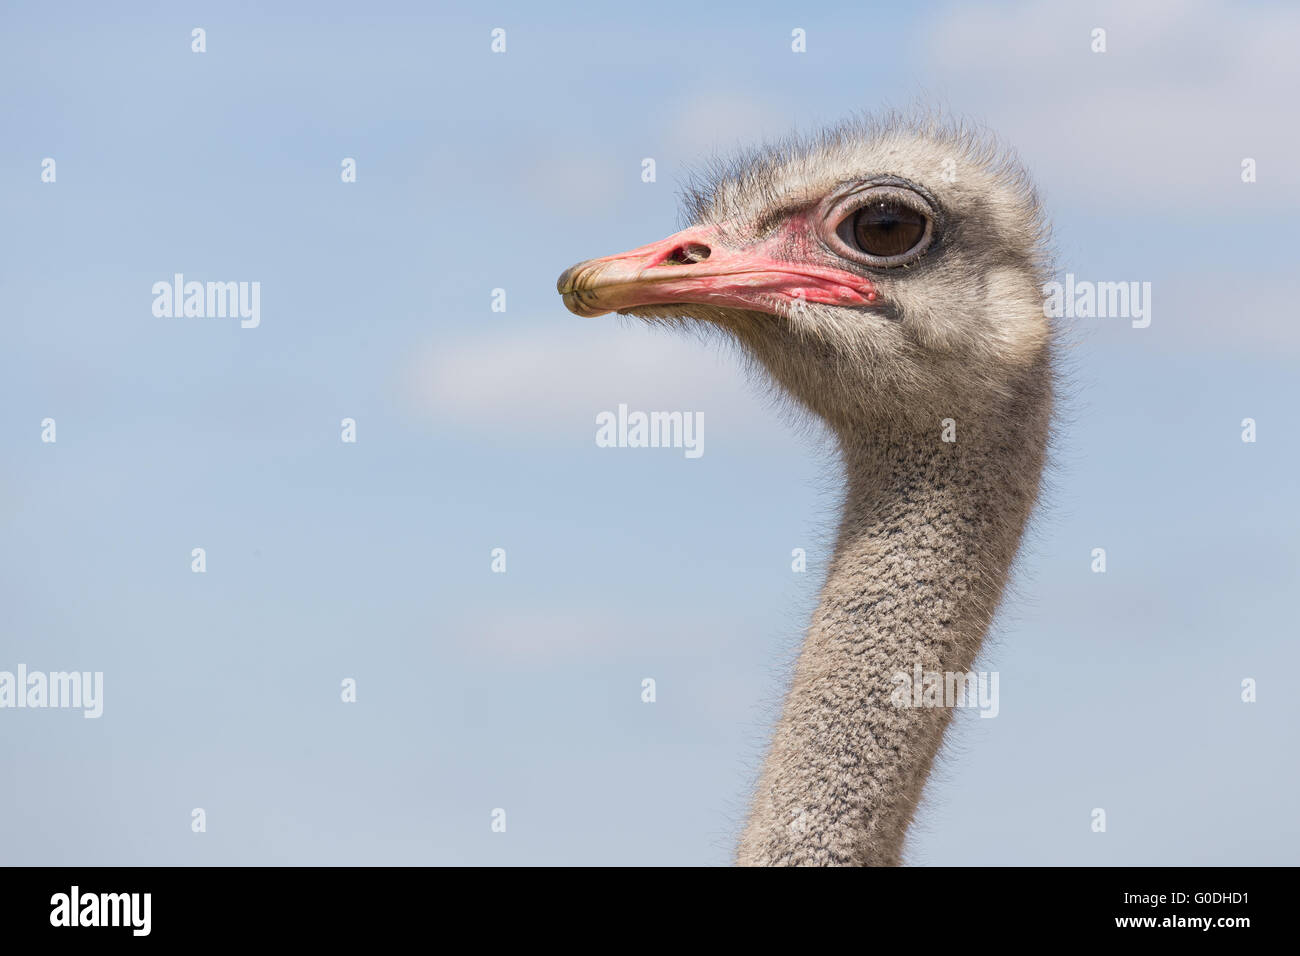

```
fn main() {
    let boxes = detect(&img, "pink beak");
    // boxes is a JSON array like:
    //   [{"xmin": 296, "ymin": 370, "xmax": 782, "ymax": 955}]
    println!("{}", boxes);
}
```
[{"xmin": 557, "ymin": 223, "xmax": 877, "ymax": 318}]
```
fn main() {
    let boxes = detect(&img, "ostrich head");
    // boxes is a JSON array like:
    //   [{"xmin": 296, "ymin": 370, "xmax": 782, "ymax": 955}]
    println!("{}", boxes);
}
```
[{"xmin": 557, "ymin": 116, "xmax": 1052, "ymax": 436}]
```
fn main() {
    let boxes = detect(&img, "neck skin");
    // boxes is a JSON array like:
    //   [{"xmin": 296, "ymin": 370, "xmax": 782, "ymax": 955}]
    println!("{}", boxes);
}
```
[{"xmin": 736, "ymin": 399, "xmax": 1048, "ymax": 866}]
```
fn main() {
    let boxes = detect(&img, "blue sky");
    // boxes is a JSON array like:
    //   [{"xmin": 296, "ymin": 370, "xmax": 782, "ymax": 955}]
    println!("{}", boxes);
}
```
[{"xmin": 1, "ymin": 0, "xmax": 1297, "ymax": 864}]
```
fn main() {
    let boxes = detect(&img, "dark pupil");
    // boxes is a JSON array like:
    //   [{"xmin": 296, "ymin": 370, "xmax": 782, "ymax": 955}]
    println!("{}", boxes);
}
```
[{"xmin": 852, "ymin": 201, "xmax": 927, "ymax": 257}]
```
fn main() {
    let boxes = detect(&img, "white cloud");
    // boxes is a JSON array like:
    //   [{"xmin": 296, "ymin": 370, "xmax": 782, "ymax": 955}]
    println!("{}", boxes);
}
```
[
  {"xmin": 1158, "ymin": 273, "xmax": 1300, "ymax": 354},
  {"xmin": 453, "ymin": 604, "xmax": 766, "ymax": 664},
  {"xmin": 925, "ymin": 0, "xmax": 1300, "ymax": 209},
  {"xmin": 461, "ymin": 607, "xmax": 631, "ymax": 657},
  {"xmin": 403, "ymin": 318, "xmax": 801, "ymax": 442}
]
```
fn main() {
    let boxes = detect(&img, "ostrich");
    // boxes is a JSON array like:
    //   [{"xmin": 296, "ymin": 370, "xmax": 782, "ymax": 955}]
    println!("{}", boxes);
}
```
[{"xmin": 557, "ymin": 115, "xmax": 1053, "ymax": 866}]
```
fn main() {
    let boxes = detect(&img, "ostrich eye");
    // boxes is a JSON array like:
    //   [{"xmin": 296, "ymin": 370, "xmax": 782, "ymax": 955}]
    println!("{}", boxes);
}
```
[
  {"xmin": 825, "ymin": 184, "xmax": 937, "ymax": 267},
  {"xmin": 851, "ymin": 201, "xmax": 928, "ymax": 258}
]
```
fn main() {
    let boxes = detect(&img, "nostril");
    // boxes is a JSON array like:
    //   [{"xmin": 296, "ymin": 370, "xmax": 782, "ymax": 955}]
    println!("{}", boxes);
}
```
[{"xmin": 666, "ymin": 243, "xmax": 712, "ymax": 265}]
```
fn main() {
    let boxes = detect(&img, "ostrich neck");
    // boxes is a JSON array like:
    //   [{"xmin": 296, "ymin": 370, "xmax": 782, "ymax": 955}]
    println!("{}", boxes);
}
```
[{"xmin": 736, "ymin": 411, "xmax": 1047, "ymax": 866}]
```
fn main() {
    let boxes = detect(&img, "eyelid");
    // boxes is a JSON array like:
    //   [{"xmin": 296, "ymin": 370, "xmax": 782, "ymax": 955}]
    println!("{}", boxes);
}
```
[{"xmin": 826, "ymin": 184, "xmax": 934, "ymax": 222}]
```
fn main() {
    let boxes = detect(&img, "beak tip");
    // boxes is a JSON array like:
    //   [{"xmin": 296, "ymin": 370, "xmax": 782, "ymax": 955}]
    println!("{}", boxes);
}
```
[
  {"xmin": 558, "ymin": 260, "xmax": 614, "ymax": 316},
  {"xmin": 556, "ymin": 265, "xmax": 575, "ymax": 295}
]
